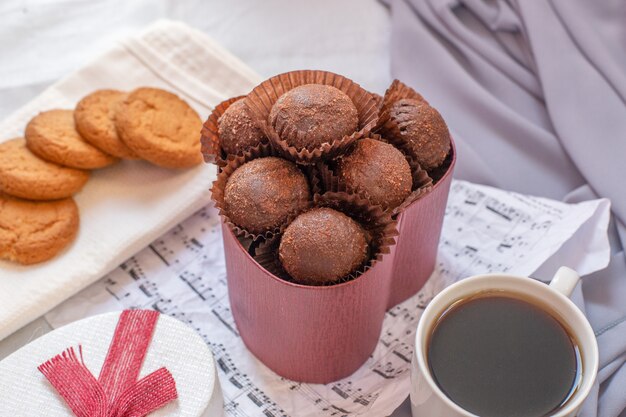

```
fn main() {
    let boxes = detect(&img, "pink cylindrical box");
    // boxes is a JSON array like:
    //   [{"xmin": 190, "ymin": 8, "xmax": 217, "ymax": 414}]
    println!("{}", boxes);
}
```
[
  {"xmin": 221, "ymin": 140, "xmax": 455, "ymax": 383},
  {"xmin": 222, "ymin": 222, "xmax": 393, "ymax": 383}
]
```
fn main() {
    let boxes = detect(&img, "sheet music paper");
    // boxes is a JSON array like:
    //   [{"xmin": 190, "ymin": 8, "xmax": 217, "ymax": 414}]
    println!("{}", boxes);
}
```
[{"xmin": 46, "ymin": 180, "xmax": 610, "ymax": 416}]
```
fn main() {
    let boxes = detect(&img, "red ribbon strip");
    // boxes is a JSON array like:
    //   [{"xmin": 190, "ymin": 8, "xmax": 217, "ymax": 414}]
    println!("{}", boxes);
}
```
[{"xmin": 38, "ymin": 310, "xmax": 178, "ymax": 417}]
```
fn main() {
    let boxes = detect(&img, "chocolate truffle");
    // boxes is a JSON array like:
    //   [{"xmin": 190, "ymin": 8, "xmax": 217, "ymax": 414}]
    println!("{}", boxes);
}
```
[
  {"xmin": 269, "ymin": 84, "xmax": 359, "ymax": 151},
  {"xmin": 224, "ymin": 157, "xmax": 311, "ymax": 234},
  {"xmin": 387, "ymin": 99, "xmax": 450, "ymax": 170},
  {"xmin": 279, "ymin": 208, "xmax": 368, "ymax": 284},
  {"xmin": 218, "ymin": 99, "xmax": 266, "ymax": 155},
  {"xmin": 337, "ymin": 138, "xmax": 412, "ymax": 209}
]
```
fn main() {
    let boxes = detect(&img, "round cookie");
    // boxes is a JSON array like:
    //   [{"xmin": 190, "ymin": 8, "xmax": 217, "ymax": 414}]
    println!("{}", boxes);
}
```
[
  {"xmin": 74, "ymin": 89, "xmax": 137, "ymax": 159},
  {"xmin": 25, "ymin": 109, "xmax": 118, "ymax": 169},
  {"xmin": 0, "ymin": 138, "xmax": 89, "ymax": 200},
  {"xmin": 115, "ymin": 87, "xmax": 203, "ymax": 169},
  {"xmin": 0, "ymin": 193, "xmax": 79, "ymax": 265}
]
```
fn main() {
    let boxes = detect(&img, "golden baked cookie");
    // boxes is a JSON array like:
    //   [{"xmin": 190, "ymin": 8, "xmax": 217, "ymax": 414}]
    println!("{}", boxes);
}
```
[
  {"xmin": 116, "ymin": 87, "xmax": 203, "ymax": 169},
  {"xmin": 0, "ymin": 138, "xmax": 89, "ymax": 200},
  {"xmin": 74, "ymin": 89, "xmax": 137, "ymax": 159},
  {"xmin": 25, "ymin": 109, "xmax": 118, "ymax": 169},
  {"xmin": 0, "ymin": 193, "xmax": 79, "ymax": 265}
]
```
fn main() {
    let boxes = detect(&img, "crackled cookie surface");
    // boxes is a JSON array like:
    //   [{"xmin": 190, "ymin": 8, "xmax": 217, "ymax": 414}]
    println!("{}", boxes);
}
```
[
  {"xmin": 0, "ymin": 138, "xmax": 89, "ymax": 200},
  {"xmin": 116, "ymin": 87, "xmax": 203, "ymax": 169},
  {"xmin": 0, "ymin": 193, "xmax": 79, "ymax": 265},
  {"xmin": 25, "ymin": 109, "xmax": 118, "ymax": 169},
  {"xmin": 74, "ymin": 89, "xmax": 137, "ymax": 159}
]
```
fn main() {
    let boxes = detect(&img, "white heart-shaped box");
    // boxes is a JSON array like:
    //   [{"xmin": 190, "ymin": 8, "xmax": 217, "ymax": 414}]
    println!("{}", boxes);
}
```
[{"xmin": 0, "ymin": 311, "xmax": 223, "ymax": 416}]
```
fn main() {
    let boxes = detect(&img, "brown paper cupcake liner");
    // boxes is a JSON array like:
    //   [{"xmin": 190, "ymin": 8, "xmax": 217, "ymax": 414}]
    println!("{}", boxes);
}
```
[
  {"xmin": 200, "ymin": 96, "xmax": 244, "ymax": 166},
  {"xmin": 391, "ymin": 179, "xmax": 434, "ymax": 217},
  {"xmin": 243, "ymin": 70, "xmax": 380, "ymax": 164},
  {"xmin": 237, "ymin": 236, "xmax": 256, "ymax": 255},
  {"xmin": 304, "ymin": 164, "xmax": 324, "ymax": 196},
  {"xmin": 371, "ymin": 92, "xmax": 384, "ymax": 111},
  {"xmin": 375, "ymin": 80, "xmax": 426, "ymax": 155},
  {"xmin": 317, "ymin": 134, "xmax": 433, "ymax": 215},
  {"xmin": 389, "ymin": 141, "xmax": 434, "ymax": 216},
  {"xmin": 313, "ymin": 162, "xmax": 342, "ymax": 195},
  {"xmin": 376, "ymin": 79, "xmax": 453, "ymax": 176},
  {"xmin": 250, "ymin": 236, "xmax": 292, "ymax": 281},
  {"xmin": 376, "ymin": 80, "xmax": 427, "ymax": 131},
  {"xmin": 210, "ymin": 143, "xmax": 312, "ymax": 242},
  {"xmin": 252, "ymin": 191, "xmax": 398, "ymax": 286}
]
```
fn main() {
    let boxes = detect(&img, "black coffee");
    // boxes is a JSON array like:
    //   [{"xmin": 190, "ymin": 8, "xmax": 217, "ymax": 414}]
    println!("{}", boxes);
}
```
[{"xmin": 427, "ymin": 293, "xmax": 580, "ymax": 417}]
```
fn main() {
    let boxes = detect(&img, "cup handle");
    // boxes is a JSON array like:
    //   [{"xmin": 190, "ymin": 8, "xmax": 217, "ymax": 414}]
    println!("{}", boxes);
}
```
[{"xmin": 549, "ymin": 266, "xmax": 580, "ymax": 297}]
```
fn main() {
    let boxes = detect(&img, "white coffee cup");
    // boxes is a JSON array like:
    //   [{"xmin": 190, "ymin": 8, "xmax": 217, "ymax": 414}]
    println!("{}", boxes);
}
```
[{"xmin": 410, "ymin": 267, "xmax": 598, "ymax": 417}]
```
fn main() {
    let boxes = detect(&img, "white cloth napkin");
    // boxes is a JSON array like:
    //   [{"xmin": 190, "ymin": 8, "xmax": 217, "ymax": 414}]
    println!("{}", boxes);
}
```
[{"xmin": 0, "ymin": 20, "xmax": 262, "ymax": 341}]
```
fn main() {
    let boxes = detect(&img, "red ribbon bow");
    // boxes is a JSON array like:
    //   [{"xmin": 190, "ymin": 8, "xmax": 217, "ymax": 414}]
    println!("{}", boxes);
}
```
[{"xmin": 38, "ymin": 310, "xmax": 178, "ymax": 417}]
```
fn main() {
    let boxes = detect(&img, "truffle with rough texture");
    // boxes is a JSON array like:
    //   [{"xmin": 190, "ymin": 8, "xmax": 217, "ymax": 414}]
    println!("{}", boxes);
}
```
[
  {"xmin": 387, "ymin": 99, "xmax": 450, "ymax": 170},
  {"xmin": 218, "ymin": 99, "xmax": 266, "ymax": 155},
  {"xmin": 279, "ymin": 207, "xmax": 368, "ymax": 284},
  {"xmin": 337, "ymin": 138, "xmax": 412, "ymax": 209},
  {"xmin": 224, "ymin": 157, "xmax": 311, "ymax": 234},
  {"xmin": 269, "ymin": 84, "xmax": 358, "ymax": 151}
]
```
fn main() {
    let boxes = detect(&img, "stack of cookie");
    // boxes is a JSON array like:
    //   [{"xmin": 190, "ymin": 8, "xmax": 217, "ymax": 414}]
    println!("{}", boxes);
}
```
[{"xmin": 0, "ymin": 87, "xmax": 202, "ymax": 265}]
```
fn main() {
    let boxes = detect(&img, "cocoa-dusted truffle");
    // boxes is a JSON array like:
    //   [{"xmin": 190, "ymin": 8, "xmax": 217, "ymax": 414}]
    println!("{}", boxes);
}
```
[
  {"xmin": 224, "ymin": 157, "xmax": 310, "ymax": 234},
  {"xmin": 269, "ymin": 84, "xmax": 358, "ymax": 151},
  {"xmin": 218, "ymin": 99, "xmax": 266, "ymax": 155},
  {"xmin": 337, "ymin": 138, "xmax": 412, "ymax": 209},
  {"xmin": 387, "ymin": 99, "xmax": 450, "ymax": 170},
  {"xmin": 279, "ymin": 208, "xmax": 368, "ymax": 285}
]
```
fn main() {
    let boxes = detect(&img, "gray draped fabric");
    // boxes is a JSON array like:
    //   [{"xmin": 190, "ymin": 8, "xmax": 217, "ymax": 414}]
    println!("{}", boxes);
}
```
[{"xmin": 381, "ymin": 0, "xmax": 626, "ymax": 416}]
